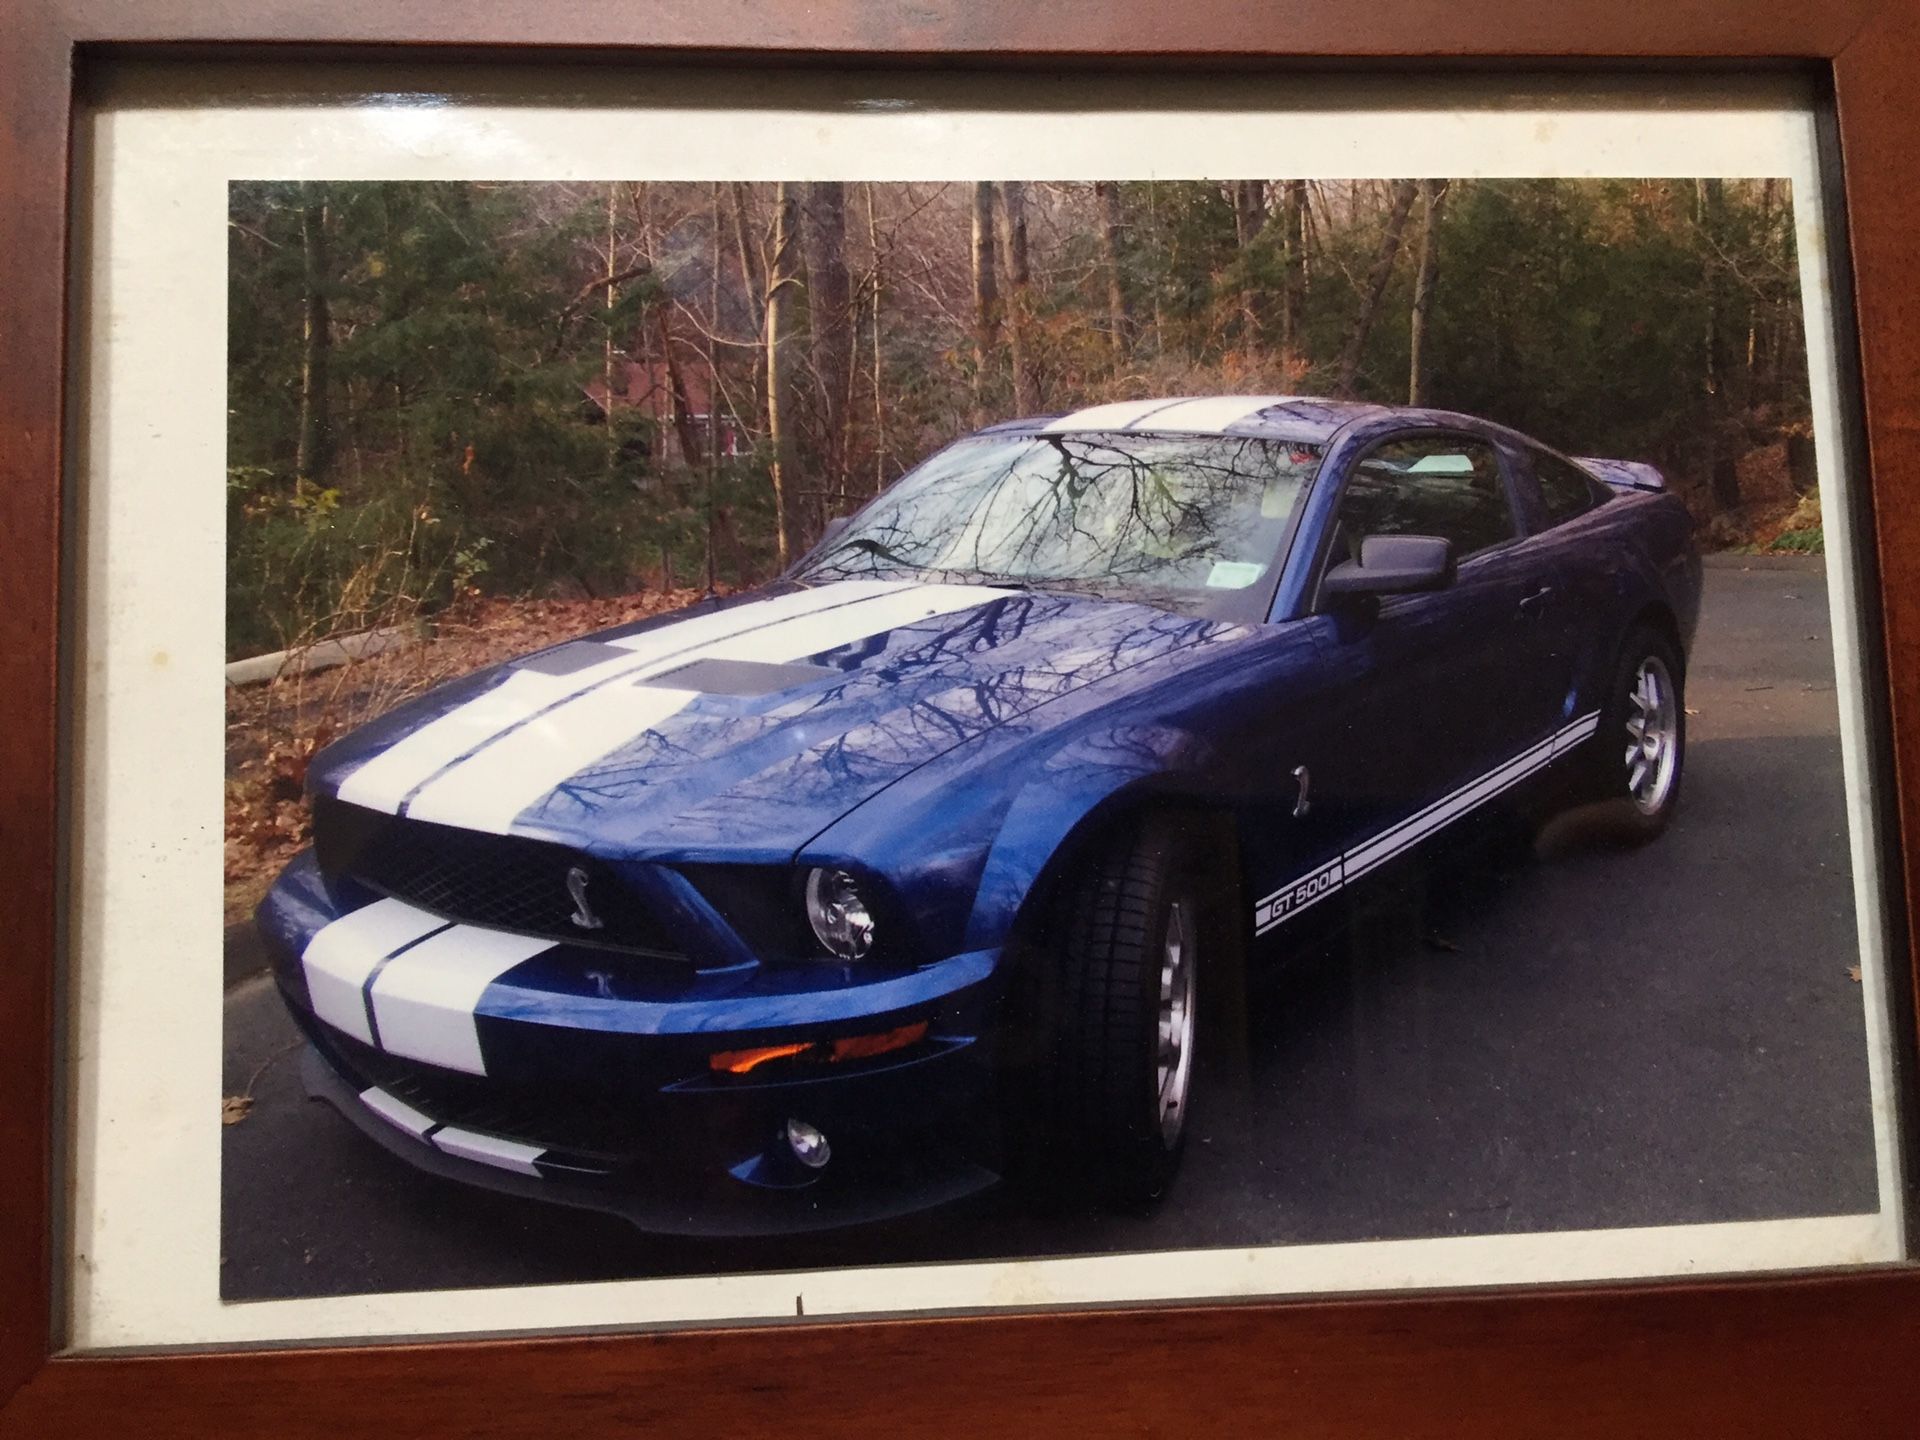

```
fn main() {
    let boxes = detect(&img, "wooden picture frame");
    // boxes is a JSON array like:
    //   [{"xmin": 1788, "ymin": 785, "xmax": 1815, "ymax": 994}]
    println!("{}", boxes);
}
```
[{"xmin": 6, "ymin": 4, "xmax": 1920, "ymax": 1433}]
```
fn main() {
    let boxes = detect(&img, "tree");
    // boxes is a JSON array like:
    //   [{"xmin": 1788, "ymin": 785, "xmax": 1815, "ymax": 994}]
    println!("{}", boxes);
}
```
[
  {"xmin": 801, "ymin": 181, "xmax": 853, "ymax": 496},
  {"xmin": 1095, "ymin": 180, "xmax": 1133, "ymax": 360},
  {"xmin": 970, "ymin": 181, "xmax": 1000, "ymax": 418},
  {"xmin": 1280, "ymin": 180, "xmax": 1307, "ymax": 357},
  {"xmin": 766, "ymin": 181, "xmax": 802, "ymax": 566},
  {"xmin": 729, "ymin": 182, "xmax": 768, "ymax": 432},
  {"xmin": 1335, "ymin": 179, "xmax": 1420, "ymax": 397},
  {"xmin": 295, "ymin": 195, "xmax": 332, "ymax": 487},
  {"xmin": 997, "ymin": 179, "xmax": 1036, "ymax": 414},
  {"xmin": 1407, "ymin": 179, "xmax": 1450, "ymax": 406}
]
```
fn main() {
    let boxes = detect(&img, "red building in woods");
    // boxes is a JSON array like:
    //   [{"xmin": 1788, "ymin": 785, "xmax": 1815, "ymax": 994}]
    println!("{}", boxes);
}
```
[{"xmin": 582, "ymin": 358, "xmax": 749, "ymax": 466}]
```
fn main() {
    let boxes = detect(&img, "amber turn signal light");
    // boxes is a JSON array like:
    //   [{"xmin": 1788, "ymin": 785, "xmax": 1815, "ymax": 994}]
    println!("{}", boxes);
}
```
[{"xmin": 710, "ymin": 1021, "xmax": 928, "ymax": 1075}]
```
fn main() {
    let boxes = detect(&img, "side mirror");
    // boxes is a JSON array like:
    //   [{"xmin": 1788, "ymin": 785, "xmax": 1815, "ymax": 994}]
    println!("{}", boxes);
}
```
[
  {"xmin": 816, "ymin": 515, "xmax": 852, "ymax": 551},
  {"xmin": 1321, "ymin": 534, "xmax": 1456, "ymax": 600}
]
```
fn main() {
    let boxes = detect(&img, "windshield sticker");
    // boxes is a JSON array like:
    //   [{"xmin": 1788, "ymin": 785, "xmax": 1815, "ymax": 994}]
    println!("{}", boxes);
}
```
[{"xmin": 1205, "ymin": 561, "xmax": 1265, "ymax": 589}]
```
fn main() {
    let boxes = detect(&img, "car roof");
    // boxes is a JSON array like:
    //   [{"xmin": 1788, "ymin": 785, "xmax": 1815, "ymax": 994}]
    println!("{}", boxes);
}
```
[{"xmin": 974, "ymin": 395, "xmax": 1401, "ymax": 446}]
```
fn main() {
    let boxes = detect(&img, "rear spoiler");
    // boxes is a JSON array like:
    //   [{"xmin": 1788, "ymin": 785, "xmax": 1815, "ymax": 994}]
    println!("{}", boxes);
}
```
[{"xmin": 1575, "ymin": 457, "xmax": 1666, "ymax": 494}]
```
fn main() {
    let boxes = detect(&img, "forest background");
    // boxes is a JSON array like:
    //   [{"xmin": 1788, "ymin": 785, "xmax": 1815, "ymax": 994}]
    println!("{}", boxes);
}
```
[
  {"xmin": 222, "ymin": 176, "xmax": 1816, "ymax": 912},
  {"xmin": 227, "ymin": 175, "xmax": 1817, "ymax": 662}
]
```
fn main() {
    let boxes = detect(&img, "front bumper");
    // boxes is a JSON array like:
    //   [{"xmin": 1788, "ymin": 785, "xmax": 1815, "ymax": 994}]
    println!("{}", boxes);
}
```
[{"xmin": 263, "ymin": 851, "xmax": 1009, "ymax": 1235}]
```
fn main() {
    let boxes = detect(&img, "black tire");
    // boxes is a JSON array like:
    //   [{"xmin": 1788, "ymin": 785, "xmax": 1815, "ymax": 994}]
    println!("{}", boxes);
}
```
[
  {"xmin": 1014, "ymin": 816, "xmax": 1201, "ymax": 1206},
  {"xmin": 1581, "ymin": 624, "xmax": 1686, "ymax": 839}
]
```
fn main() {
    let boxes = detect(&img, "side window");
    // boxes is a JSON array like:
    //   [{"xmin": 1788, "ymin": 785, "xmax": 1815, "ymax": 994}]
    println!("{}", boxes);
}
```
[
  {"xmin": 1535, "ymin": 451, "xmax": 1606, "ymax": 527},
  {"xmin": 1333, "ymin": 434, "xmax": 1514, "ymax": 564}
]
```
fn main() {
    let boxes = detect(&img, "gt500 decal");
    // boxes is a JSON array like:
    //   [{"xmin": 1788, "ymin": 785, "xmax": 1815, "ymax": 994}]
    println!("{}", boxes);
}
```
[
  {"xmin": 1253, "ymin": 858, "xmax": 1344, "ymax": 934},
  {"xmin": 1254, "ymin": 711, "xmax": 1601, "ymax": 936}
]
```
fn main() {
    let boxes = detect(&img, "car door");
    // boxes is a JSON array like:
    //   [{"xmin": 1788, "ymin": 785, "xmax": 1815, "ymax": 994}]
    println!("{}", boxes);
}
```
[
  {"xmin": 1508, "ymin": 444, "xmax": 1618, "ymax": 730},
  {"xmin": 1301, "ymin": 431, "xmax": 1565, "ymax": 879}
]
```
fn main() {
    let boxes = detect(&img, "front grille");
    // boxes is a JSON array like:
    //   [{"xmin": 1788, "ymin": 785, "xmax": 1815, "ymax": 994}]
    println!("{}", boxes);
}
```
[{"xmin": 313, "ymin": 797, "xmax": 686, "ymax": 959}]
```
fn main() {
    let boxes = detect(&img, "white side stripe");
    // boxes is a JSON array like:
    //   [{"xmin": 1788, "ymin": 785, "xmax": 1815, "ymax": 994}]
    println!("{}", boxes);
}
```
[
  {"xmin": 300, "ymin": 898, "xmax": 446, "ymax": 1045},
  {"xmin": 335, "ymin": 580, "xmax": 909, "ymax": 815},
  {"xmin": 1253, "ymin": 712, "xmax": 1602, "ymax": 934},
  {"xmin": 399, "ymin": 581, "xmax": 1015, "ymax": 835},
  {"xmin": 367, "ymin": 926, "xmax": 556, "ymax": 1076},
  {"xmin": 431, "ymin": 1126, "xmax": 546, "ymax": 1176}
]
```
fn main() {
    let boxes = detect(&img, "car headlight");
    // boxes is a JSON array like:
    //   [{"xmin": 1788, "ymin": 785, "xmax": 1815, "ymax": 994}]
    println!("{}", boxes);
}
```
[{"xmin": 804, "ymin": 867, "xmax": 875, "ymax": 961}]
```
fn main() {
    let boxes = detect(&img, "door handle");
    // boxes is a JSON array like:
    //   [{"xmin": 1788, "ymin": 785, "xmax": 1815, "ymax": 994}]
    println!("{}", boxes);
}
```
[{"xmin": 1518, "ymin": 585, "xmax": 1554, "ymax": 617}]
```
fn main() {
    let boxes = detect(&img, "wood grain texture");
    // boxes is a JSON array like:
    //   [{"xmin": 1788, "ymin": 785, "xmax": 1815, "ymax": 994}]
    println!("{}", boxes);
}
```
[
  {"xmin": 5, "ymin": 0, "xmax": 1920, "ymax": 1434},
  {"xmin": 0, "ymin": 0, "xmax": 71, "ymax": 1413},
  {"xmin": 6, "ymin": 1270, "xmax": 1920, "ymax": 1438},
  {"xmin": 39, "ymin": 0, "xmax": 1888, "ymax": 57}
]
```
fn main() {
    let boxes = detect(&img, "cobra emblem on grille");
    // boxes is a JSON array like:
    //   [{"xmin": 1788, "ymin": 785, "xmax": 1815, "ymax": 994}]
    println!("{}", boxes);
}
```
[{"xmin": 565, "ymin": 865, "xmax": 605, "ymax": 931}]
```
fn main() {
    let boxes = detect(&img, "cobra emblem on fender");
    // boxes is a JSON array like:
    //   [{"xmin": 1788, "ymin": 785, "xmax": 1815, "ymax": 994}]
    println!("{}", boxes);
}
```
[{"xmin": 565, "ymin": 864, "xmax": 605, "ymax": 931}]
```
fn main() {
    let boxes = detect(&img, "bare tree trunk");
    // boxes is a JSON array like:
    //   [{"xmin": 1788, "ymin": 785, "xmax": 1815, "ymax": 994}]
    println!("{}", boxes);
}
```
[
  {"xmin": 296, "ymin": 197, "xmax": 333, "ymax": 487},
  {"xmin": 1334, "ymin": 179, "xmax": 1419, "ymax": 398},
  {"xmin": 1280, "ymin": 180, "xmax": 1307, "ymax": 358},
  {"xmin": 766, "ymin": 182, "xmax": 801, "ymax": 567},
  {"xmin": 865, "ymin": 182, "xmax": 887, "ymax": 494},
  {"xmin": 1232, "ymin": 180, "xmax": 1267, "ymax": 248},
  {"xmin": 1697, "ymin": 178, "xmax": 1742, "ymax": 511},
  {"xmin": 997, "ymin": 179, "xmax": 1035, "ymax": 414},
  {"xmin": 705, "ymin": 183, "xmax": 721, "ymax": 593},
  {"xmin": 658, "ymin": 311, "xmax": 704, "ymax": 467},
  {"xmin": 1095, "ymin": 180, "xmax": 1133, "ymax": 361},
  {"xmin": 602, "ymin": 183, "xmax": 618, "ymax": 475},
  {"xmin": 970, "ymin": 181, "xmax": 1000, "ymax": 420},
  {"xmin": 801, "ymin": 181, "xmax": 853, "ymax": 498},
  {"xmin": 1233, "ymin": 180, "xmax": 1268, "ymax": 339},
  {"xmin": 1407, "ymin": 179, "xmax": 1450, "ymax": 406},
  {"xmin": 730, "ymin": 182, "xmax": 768, "ymax": 433}
]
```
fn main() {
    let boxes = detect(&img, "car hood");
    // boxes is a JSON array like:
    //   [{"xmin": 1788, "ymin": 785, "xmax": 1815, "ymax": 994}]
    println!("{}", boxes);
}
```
[{"xmin": 310, "ymin": 579, "xmax": 1250, "ymax": 859}]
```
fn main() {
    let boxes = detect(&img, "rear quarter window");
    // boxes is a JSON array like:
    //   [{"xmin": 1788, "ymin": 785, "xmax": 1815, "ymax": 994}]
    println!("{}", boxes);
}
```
[{"xmin": 1534, "ymin": 451, "xmax": 1610, "ymax": 527}]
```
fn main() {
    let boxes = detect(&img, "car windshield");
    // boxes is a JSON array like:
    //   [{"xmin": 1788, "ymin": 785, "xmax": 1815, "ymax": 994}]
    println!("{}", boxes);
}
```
[{"xmin": 793, "ymin": 431, "xmax": 1323, "ymax": 618}]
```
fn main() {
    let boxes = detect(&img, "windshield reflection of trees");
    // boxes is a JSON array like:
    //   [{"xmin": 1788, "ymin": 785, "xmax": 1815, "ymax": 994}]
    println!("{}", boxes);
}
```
[
  {"xmin": 801, "ymin": 434, "xmax": 1319, "ymax": 609},
  {"xmin": 527, "ymin": 592, "xmax": 1250, "ymax": 840}
]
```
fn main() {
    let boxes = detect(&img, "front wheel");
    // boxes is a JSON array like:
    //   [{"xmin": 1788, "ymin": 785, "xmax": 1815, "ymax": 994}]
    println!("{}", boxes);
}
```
[
  {"xmin": 1013, "ymin": 816, "xmax": 1201, "ymax": 1206},
  {"xmin": 1583, "ymin": 626, "xmax": 1686, "ymax": 837}
]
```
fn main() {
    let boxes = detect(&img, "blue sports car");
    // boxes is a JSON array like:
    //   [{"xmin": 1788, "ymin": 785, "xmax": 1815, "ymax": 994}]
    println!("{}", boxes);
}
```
[{"xmin": 260, "ymin": 395, "xmax": 1701, "ymax": 1232}]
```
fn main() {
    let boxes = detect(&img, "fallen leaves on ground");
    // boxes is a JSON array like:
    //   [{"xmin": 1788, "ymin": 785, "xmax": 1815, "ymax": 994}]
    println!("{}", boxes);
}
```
[
  {"xmin": 1848, "ymin": 966, "xmax": 1863, "ymax": 983},
  {"xmin": 221, "ymin": 1095, "xmax": 254, "ymax": 1125}
]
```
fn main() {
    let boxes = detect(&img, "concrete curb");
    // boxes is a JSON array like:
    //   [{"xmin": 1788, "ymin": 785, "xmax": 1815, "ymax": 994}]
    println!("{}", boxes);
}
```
[{"xmin": 226, "ymin": 625, "xmax": 415, "ymax": 687}]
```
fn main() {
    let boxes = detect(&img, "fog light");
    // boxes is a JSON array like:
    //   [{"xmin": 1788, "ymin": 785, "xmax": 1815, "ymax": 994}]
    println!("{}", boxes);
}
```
[
  {"xmin": 804, "ymin": 867, "xmax": 875, "ymax": 960},
  {"xmin": 785, "ymin": 1118, "xmax": 831, "ymax": 1169}
]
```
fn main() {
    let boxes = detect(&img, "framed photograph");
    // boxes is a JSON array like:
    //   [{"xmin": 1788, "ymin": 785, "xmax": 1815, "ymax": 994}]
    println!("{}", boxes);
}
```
[{"xmin": 8, "ymin": 4, "xmax": 1920, "ymax": 1434}]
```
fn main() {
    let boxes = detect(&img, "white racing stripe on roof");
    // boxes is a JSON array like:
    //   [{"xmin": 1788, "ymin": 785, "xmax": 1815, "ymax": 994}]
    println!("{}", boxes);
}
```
[
  {"xmin": 300, "ymin": 897, "xmax": 447, "ymax": 1045},
  {"xmin": 1121, "ymin": 395, "xmax": 1295, "ymax": 434},
  {"xmin": 367, "ymin": 925, "xmax": 556, "ymax": 1076},
  {"xmin": 399, "ymin": 581, "xmax": 1015, "ymax": 835},
  {"xmin": 1038, "ymin": 398, "xmax": 1185, "ymax": 433},
  {"xmin": 334, "ymin": 580, "xmax": 908, "ymax": 815}
]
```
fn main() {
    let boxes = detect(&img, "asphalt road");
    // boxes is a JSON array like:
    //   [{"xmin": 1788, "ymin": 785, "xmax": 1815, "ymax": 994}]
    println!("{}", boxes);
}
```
[{"xmin": 221, "ymin": 554, "xmax": 1879, "ymax": 1300}]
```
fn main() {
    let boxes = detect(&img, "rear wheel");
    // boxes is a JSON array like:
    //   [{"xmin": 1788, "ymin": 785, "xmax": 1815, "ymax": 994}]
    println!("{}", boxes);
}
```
[
  {"xmin": 1015, "ymin": 816, "xmax": 1201, "ymax": 1205},
  {"xmin": 1583, "ymin": 626, "xmax": 1686, "ymax": 837}
]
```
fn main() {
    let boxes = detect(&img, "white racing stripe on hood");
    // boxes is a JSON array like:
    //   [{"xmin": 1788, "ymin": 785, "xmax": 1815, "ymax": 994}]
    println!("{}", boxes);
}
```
[
  {"xmin": 335, "ymin": 580, "xmax": 909, "ymax": 815},
  {"xmin": 398, "ymin": 581, "xmax": 1016, "ymax": 834}
]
